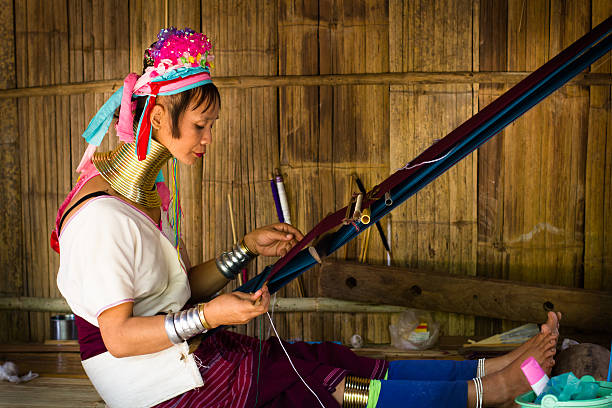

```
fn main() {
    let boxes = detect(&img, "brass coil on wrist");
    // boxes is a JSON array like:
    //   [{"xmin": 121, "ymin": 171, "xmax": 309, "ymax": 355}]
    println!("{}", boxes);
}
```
[
  {"xmin": 342, "ymin": 375, "xmax": 370, "ymax": 408},
  {"xmin": 197, "ymin": 303, "xmax": 212, "ymax": 330},
  {"xmin": 239, "ymin": 238, "xmax": 258, "ymax": 257}
]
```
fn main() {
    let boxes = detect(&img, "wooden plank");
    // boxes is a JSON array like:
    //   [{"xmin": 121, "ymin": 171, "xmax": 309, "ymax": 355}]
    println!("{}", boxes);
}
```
[
  {"xmin": 497, "ymin": 0, "xmax": 592, "ymax": 331},
  {"xmin": 23, "ymin": 0, "xmax": 52, "ymax": 342},
  {"xmin": 389, "ymin": 0, "xmax": 476, "ymax": 337},
  {"xmin": 585, "ymin": 0, "xmax": 612, "ymax": 292},
  {"xmin": 278, "ymin": 0, "xmax": 320, "ymax": 342},
  {"xmin": 545, "ymin": 0, "xmax": 589, "ymax": 289},
  {"xmin": 14, "ymin": 0, "xmax": 32, "ymax": 343},
  {"xmin": 476, "ymin": 0, "xmax": 508, "ymax": 337},
  {"xmin": 167, "ymin": 0, "xmax": 203, "ymax": 269},
  {"xmin": 0, "ymin": 0, "xmax": 28, "ymax": 343},
  {"xmin": 0, "ymin": 71, "xmax": 610, "ymax": 99},
  {"xmin": 201, "ymin": 0, "xmax": 279, "ymax": 338},
  {"xmin": 320, "ymin": 0, "xmax": 390, "ymax": 345},
  {"xmin": 0, "ymin": 350, "xmax": 86, "ymax": 377},
  {"xmin": 474, "ymin": 0, "xmax": 508, "ymax": 335},
  {"xmin": 0, "ymin": 377, "xmax": 103, "ymax": 408},
  {"xmin": 317, "ymin": 0, "xmax": 338, "ymax": 343},
  {"xmin": 47, "ymin": 0, "xmax": 70, "ymax": 342},
  {"xmin": 316, "ymin": 260, "xmax": 612, "ymax": 333}
]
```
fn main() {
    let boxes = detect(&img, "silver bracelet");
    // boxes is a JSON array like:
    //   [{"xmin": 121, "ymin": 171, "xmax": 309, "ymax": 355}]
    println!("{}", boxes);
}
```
[
  {"xmin": 164, "ymin": 306, "xmax": 208, "ymax": 344},
  {"xmin": 215, "ymin": 239, "xmax": 257, "ymax": 280},
  {"xmin": 477, "ymin": 358, "xmax": 486, "ymax": 378},
  {"xmin": 164, "ymin": 313, "xmax": 183, "ymax": 344},
  {"xmin": 472, "ymin": 377, "xmax": 483, "ymax": 408}
]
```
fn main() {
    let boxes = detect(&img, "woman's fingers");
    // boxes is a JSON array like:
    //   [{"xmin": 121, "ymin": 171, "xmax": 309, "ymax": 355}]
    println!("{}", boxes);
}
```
[
  {"xmin": 249, "ymin": 289, "xmax": 263, "ymax": 301},
  {"xmin": 266, "ymin": 229, "xmax": 294, "ymax": 243},
  {"xmin": 277, "ymin": 223, "xmax": 304, "ymax": 241},
  {"xmin": 272, "ymin": 223, "xmax": 304, "ymax": 240}
]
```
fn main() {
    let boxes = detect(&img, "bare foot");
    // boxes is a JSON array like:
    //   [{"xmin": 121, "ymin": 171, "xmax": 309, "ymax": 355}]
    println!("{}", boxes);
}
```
[
  {"xmin": 540, "ymin": 311, "xmax": 561, "ymax": 336},
  {"xmin": 483, "ymin": 311, "xmax": 561, "ymax": 376},
  {"xmin": 468, "ymin": 331, "xmax": 558, "ymax": 407}
]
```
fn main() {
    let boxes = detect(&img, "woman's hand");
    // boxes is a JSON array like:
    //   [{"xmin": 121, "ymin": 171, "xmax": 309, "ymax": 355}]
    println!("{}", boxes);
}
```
[
  {"xmin": 243, "ymin": 223, "xmax": 304, "ymax": 257},
  {"xmin": 203, "ymin": 285, "xmax": 270, "ymax": 328}
]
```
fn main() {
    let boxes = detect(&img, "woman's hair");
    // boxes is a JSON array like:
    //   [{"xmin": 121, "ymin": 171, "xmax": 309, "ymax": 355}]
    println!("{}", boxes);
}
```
[{"xmin": 131, "ymin": 43, "xmax": 221, "ymax": 139}]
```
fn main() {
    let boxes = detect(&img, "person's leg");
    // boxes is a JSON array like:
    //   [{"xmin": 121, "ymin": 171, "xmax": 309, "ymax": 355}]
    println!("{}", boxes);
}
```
[
  {"xmin": 374, "ymin": 379, "xmax": 468, "ymax": 408},
  {"xmin": 333, "ymin": 329, "xmax": 558, "ymax": 407},
  {"xmin": 386, "ymin": 359, "xmax": 479, "ymax": 381}
]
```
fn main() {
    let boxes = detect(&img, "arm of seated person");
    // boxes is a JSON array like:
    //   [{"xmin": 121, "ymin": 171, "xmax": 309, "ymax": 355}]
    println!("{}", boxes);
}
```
[
  {"xmin": 98, "ymin": 289, "xmax": 271, "ymax": 358},
  {"xmin": 187, "ymin": 223, "xmax": 304, "ymax": 303},
  {"xmin": 187, "ymin": 258, "xmax": 231, "ymax": 303},
  {"xmin": 98, "ymin": 302, "xmax": 172, "ymax": 358}
]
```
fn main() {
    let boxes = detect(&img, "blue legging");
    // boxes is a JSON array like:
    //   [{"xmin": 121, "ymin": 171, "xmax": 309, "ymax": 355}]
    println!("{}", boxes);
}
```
[{"xmin": 376, "ymin": 359, "xmax": 478, "ymax": 408}]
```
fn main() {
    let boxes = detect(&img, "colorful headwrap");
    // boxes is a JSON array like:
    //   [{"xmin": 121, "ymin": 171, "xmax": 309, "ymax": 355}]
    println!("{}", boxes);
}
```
[
  {"xmin": 51, "ymin": 27, "xmax": 214, "ymax": 254},
  {"xmin": 76, "ymin": 27, "xmax": 215, "ymax": 172}
]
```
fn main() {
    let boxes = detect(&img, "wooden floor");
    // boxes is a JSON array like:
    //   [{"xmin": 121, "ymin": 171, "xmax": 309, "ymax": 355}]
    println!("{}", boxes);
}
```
[
  {"xmin": 0, "ymin": 377, "xmax": 104, "ymax": 408},
  {"xmin": 0, "ymin": 340, "xmax": 470, "ymax": 407}
]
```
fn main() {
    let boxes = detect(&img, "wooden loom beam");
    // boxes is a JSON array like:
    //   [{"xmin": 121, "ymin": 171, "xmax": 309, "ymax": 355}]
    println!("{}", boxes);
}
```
[
  {"xmin": 0, "ymin": 296, "xmax": 408, "ymax": 314},
  {"xmin": 315, "ymin": 261, "xmax": 612, "ymax": 333},
  {"xmin": 0, "ymin": 71, "xmax": 610, "ymax": 99}
]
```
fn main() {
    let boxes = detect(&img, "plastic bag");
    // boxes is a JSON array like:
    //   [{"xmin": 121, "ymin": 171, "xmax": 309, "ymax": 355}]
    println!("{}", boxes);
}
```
[{"xmin": 389, "ymin": 309, "xmax": 440, "ymax": 350}]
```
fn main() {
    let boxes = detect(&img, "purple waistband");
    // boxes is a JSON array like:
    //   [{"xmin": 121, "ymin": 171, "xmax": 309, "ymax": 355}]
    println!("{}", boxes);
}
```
[{"xmin": 75, "ymin": 315, "xmax": 108, "ymax": 360}]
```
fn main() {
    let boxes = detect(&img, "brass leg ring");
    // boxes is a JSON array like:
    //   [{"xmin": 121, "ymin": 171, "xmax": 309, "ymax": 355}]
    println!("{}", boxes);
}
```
[{"xmin": 343, "ymin": 375, "xmax": 370, "ymax": 408}]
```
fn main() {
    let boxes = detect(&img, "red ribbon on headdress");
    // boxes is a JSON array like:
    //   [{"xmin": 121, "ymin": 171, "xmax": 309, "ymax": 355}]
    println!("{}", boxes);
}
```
[
  {"xmin": 134, "ymin": 71, "xmax": 212, "ymax": 160},
  {"xmin": 136, "ymin": 82, "xmax": 163, "ymax": 160}
]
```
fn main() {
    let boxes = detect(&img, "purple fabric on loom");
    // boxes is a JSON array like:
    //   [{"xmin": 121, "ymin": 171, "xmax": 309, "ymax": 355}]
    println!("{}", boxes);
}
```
[{"xmin": 270, "ymin": 179, "xmax": 284, "ymax": 223}]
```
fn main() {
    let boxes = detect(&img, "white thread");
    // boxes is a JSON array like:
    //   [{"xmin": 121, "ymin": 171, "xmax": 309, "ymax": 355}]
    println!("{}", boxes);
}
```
[
  {"xmin": 192, "ymin": 353, "xmax": 209, "ymax": 370},
  {"xmin": 266, "ymin": 312, "xmax": 326, "ymax": 408},
  {"xmin": 266, "ymin": 293, "xmax": 278, "ymax": 339},
  {"xmin": 394, "ymin": 147, "xmax": 456, "ymax": 173}
]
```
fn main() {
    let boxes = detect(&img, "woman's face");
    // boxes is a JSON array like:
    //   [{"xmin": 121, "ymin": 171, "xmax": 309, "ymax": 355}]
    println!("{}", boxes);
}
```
[{"xmin": 153, "ymin": 97, "xmax": 220, "ymax": 165}]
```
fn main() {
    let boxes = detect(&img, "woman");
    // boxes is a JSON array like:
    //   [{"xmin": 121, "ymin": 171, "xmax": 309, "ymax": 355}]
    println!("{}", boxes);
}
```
[{"xmin": 54, "ymin": 27, "xmax": 559, "ymax": 408}]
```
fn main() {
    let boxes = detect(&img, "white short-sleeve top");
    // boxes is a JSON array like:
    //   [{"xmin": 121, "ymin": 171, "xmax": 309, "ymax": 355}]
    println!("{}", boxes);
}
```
[
  {"xmin": 57, "ymin": 197, "xmax": 203, "ymax": 408},
  {"xmin": 57, "ymin": 196, "xmax": 191, "ymax": 323}
]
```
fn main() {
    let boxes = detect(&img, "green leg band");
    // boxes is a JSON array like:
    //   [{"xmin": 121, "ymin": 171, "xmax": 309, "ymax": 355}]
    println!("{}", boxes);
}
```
[{"xmin": 366, "ymin": 379, "xmax": 381, "ymax": 408}]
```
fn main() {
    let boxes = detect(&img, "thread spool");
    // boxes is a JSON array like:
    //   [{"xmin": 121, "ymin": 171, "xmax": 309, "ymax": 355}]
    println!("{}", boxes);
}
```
[
  {"xmin": 360, "ymin": 208, "xmax": 371, "ymax": 225},
  {"xmin": 274, "ymin": 169, "xmax": 291, "ymax": 225}
]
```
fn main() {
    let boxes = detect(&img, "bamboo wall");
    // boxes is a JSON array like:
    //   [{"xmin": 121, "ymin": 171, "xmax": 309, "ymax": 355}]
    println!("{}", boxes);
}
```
[{"xmin": 0, "ymin": 0, "xmax": 610, "ymax": 344}]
